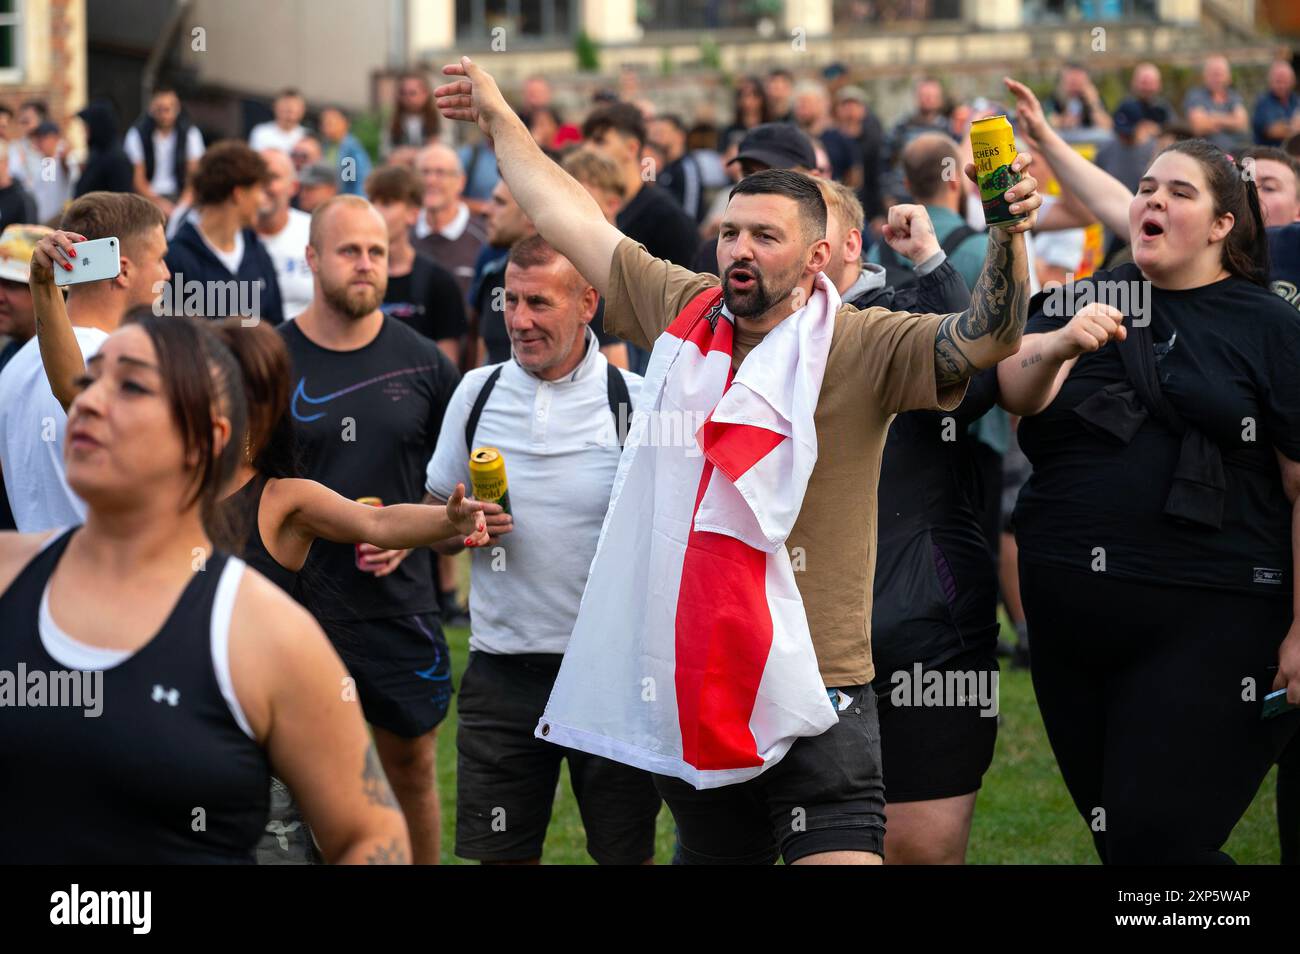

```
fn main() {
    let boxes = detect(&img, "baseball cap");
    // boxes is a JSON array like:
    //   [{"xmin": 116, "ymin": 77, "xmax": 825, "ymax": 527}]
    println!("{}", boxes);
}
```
[
  {"xmin": 33, "ymin": 121, "xmax": 59, "ymax": 138},
  {"xmin": 1113, "ymin": 100, "xmax": 1145, "ymax": 137},
  {"xmin": 836, "ymin": 85, "xmax": 869, "ymax": 105},
  {"xmin": 0, "ymin": 224, "xmax": 53, "ymax": 284},
  {"xmin": 729, "ymin": 123, "xmax": 817, "ymax": 171},
  {"xmin": 299, "ymin": 163, "xmax": 338, "ymax": 188}
]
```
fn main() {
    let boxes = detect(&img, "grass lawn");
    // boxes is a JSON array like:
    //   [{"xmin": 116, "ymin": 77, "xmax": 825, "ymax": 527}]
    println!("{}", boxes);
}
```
[{"xmin": 433, "ymin": 625, "xmax": 1282, "ymax": 865}]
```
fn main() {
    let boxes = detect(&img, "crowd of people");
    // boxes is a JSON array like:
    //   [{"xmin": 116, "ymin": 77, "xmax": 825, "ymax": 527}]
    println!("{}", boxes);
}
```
[{"xmin": 0, "ymin": 47, "xmax": 1299, "ymax": 866}]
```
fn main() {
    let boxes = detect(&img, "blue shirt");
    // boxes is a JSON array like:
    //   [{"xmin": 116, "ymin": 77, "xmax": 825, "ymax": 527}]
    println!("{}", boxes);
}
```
[{"xmin": 1252, "ymin": 91, "xmax": 1300, "ymax": 147}]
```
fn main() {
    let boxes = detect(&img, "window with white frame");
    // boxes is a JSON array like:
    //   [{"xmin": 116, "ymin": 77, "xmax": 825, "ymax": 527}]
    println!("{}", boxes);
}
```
[{"xmin": 0, "ymin": 0, "xmax": 23, "ymax": 83}]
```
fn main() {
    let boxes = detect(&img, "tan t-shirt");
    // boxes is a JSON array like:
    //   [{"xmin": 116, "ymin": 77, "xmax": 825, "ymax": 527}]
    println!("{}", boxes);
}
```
[{"xmin": 605, "ymin": 238, "xmax": 966, "ymax": 685}]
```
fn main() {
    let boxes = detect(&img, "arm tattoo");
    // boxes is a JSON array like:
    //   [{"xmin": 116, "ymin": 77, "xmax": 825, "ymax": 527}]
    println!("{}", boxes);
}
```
[
  {"xmin": 933, "ymin": 231, "xmax": 1029, "ymax": 387},
  {"xmin": 362, "ymin": 745, "xmax": 401, "ymax": 811},
  {"xmin": 365, "ymin": 837, "xmax": 409, "ymax": 865}
]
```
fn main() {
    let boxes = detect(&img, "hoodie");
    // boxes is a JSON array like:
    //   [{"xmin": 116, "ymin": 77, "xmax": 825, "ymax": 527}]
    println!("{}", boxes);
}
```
[
  {"xmin": 164, "ymin": 218, "xmax": 284, "ymax": 326},
  {"xmin": 73, "ymin": 101, "xmax": 135, "ymax": 198}
]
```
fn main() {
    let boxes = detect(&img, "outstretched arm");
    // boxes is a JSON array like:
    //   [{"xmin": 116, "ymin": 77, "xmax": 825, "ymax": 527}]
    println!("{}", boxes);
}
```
[
  {"xmin": 30, "ymin": 230, "xmax": 88, "ymax": 412},
  {"xmin": 435, "ymin": 57, "xmax": 624, "ymax": 297},
  {"xmin": 927, "ymin": 153, "xmax": 1041, "ymax": 387},
  {"xmin": 1005, "ymin": 77, "xmax": 1132, "ymax": 237}
]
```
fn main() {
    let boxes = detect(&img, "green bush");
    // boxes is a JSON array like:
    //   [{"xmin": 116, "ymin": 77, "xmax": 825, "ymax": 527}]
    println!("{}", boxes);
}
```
[{"xmin": 576, "ymin": 29, "xmax": 600, "ymax": 73}]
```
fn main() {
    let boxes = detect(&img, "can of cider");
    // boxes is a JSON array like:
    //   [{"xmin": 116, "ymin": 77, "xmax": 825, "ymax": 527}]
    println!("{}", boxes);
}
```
[
  {"xmin": 971, "ymin": 115, "xmax": 1026, "ymax": 227},
  {"xmin": 469, "ymin": 447, "xmax": 511, "ymax": 515},
  {"xmin": 355, "ymin": 496, "xmax": 383, "ymax": 569}
]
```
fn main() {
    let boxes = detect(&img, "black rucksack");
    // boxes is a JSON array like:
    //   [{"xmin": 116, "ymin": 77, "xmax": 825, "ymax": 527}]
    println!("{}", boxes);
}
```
[{"xmin": 463, "ymin": 362, "xmax": 632, "ymax": 451}]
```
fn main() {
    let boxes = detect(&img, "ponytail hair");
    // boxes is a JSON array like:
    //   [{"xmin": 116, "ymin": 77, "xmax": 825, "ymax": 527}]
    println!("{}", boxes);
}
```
[
  {"xmin": 1157, "ymin": 139, "xmax": 1270, "ymax": 288},
  {"xmin": 210, "ymin": 318, "xmax": 301, "ymax": 480}
]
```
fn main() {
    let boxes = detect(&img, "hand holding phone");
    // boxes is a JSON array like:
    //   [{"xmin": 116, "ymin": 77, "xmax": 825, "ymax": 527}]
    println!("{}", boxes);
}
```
[
  {"xmin": 1262, "ymin": 688, "xmax": 1299, "ymax": 720},
  {"xmin": 49, "ymin": 235, "xmax": 122, "ymax": 287}
]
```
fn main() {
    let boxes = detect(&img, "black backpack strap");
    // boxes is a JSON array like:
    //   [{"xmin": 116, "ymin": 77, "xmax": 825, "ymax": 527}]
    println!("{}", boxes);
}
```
[
  {"xmin": 940, "ymin": 223, "xmax": 977, "ymax": 257},
  {"xmin": 464, "ymin": 364, "xmax": 505, "ymax": 452},
  {"xmin": 606, "ymin": 363, "xmax": 631, "ymax": 450}
]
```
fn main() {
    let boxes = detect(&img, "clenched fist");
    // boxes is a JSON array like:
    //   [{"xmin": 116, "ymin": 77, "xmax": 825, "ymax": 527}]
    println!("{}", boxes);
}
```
[
  {"xmin": 881, "ymin": 204, "xmax": 941, "ymax": 264},
  {"xmin": 1049, "ymin": 302, "xmax": 1127, "ymax": 361}
]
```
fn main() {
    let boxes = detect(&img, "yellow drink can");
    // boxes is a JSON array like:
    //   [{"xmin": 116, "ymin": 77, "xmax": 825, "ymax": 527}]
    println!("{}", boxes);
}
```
[
  {"xmin": 469, "ymin": 447, "xmax": 511, "ymax": 515},
  {"xmin": 971, "ymin": 115, "xmax": 1026, "ymax": 227}
]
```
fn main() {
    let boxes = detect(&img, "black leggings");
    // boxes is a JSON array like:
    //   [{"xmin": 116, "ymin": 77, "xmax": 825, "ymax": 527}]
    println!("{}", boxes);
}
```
[{"xmin": 1020, "ymin": 562, "xmax": 1300, "ymax": 865}]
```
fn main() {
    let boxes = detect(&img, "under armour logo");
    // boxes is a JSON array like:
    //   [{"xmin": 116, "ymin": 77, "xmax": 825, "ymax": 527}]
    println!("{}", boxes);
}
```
[{"xmin": 151, "ymin": 685, "xmax": 180, "ymax": 706}]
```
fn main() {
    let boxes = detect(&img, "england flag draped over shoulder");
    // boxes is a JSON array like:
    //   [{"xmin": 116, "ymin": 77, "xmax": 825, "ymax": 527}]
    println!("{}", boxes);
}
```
[{"xmin": 537, "ymin": 273, "xmax": 841, "ymax": 789}]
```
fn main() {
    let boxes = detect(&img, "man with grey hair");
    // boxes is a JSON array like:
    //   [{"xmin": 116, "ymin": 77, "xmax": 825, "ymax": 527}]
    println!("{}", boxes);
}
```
[
  {"xmin": 1254, "ymin": 59, "xmax": 1300, "ymax": 148},
  {"xmin": 424, "ymin": 234, "xmax": 654, "ymax": 864},
  {"xmin": 412, "ymin": 142, "xmax": 487, "ymax": 300},
  {"xmin": 1184, "ymin": 55, "xmax": 1250, "ymax": 153}
]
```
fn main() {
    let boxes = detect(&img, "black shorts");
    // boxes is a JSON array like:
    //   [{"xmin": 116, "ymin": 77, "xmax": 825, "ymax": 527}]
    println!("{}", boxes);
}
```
[
  {"xmin": 329, "ymin": 611, "xmax": 452, "ymax": 738},
  {"xmin": 455, "ymin": 651, "xmax": 662, "ymax": 864},
  {"xmin": 654, "ymin": 685, "xmax": 886, "ymax": 865},
  {"xmin": 874, "ymin": 644, "xmax": 999, "ymax": 803}
]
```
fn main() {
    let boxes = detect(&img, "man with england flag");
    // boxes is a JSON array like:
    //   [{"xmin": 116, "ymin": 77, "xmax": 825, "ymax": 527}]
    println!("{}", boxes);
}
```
[{"xmin": 436, "ymin": 56, "xmax": 1041, "ymax": 865}]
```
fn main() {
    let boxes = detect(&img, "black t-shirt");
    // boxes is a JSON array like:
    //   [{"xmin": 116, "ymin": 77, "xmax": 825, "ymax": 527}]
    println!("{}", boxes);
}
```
[
  {"xmin": 871, "ymin": 369, "xmax": 1000, "ymax": 680},
  {"xmin": 1268, "ymin": 224, "xmax": 1300, "ymax": 311},
  {"xmin": 473, "ymin": 253, "xmax": 621, "ymax": 365},
  {"xmin": 278, "ymin": 317, "xmax": 460, "ymax": 623},
  {"xmin": 382, "ymin": 254, "xmax": 467, "ymax": 342},
  {"xmin": 617, "ymin": 184, "xmax": 699, "ymax": 269},
  {"xmin": 1014, "ymin": 264, "xmax": 1300, "ymax": 597}
]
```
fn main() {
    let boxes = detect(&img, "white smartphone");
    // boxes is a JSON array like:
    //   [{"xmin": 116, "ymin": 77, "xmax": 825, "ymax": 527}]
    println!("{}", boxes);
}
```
[{"xmin": 53, "ymin": 236, "xmax": 122, "ymax": 287}]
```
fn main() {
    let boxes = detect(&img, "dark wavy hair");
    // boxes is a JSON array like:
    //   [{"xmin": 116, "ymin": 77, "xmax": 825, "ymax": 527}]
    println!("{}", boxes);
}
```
[{"xmin": 210, "ymin": 318, "xmax": 301, "ymax": 481}]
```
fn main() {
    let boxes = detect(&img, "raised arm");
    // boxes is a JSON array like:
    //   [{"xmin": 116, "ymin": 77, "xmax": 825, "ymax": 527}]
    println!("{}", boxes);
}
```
[
  {"xmin": 926, "ymin": 153, "xmax": 1042, "ymax": 387},
  {"xmin": 29, "ymin": 230, "xmax": 89, "ymax": 412},
  {"xmin": 435, "ymin": 57, "xmax": 624, "ymax": 298},
  {"xmin": 1005, "ymin": 78, "xmax": 1132, "ymax": 237},
  {"xmin": 1275, "ymin": 450, "xmax": 1300, "ymax": 705}
]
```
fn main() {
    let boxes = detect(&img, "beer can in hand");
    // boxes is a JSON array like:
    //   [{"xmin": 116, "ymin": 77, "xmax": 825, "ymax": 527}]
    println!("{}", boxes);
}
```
[
  {"xmin": 355, "ymin": 496, "xmax": 383, "ymax": 569},
  {"xmin": 971, "ymin": 115, "xmax": 1026, "ymax": 227},
  {"xmin": 469, "ymin": 447, "xmax": 511, "ymax": 516}
]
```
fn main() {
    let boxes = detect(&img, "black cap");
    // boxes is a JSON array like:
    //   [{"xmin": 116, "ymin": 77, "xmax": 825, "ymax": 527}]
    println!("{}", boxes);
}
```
[
  {"xmin": 729, "ymin": 122, "xmax": 817, "ymax": 171},
  {"xmin": 33, "ymin": 121, "xmax": 59, "ymax": 137},
  {"xmin": 1112, "ymin": 99, "xmax": 1144, "ymax": 136}
]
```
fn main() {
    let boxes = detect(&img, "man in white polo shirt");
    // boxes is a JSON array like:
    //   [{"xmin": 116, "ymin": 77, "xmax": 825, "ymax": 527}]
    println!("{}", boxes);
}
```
[{"xmin": 424, "ymin": 234, "xmax": 660, "ymax": 864}]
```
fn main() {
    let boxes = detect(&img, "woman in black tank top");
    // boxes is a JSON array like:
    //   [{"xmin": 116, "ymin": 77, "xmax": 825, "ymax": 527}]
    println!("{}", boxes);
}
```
[
  {"xmin": 208, "ymin": 318, "xmax": 494, "ymax": 599},
  {"xmin": 0, "ymin": 312, "xmax": 412, "ymax": 863}
]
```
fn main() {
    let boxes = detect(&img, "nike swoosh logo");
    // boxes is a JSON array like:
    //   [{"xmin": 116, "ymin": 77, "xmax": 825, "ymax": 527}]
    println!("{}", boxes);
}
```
[{"xmin": 290, "ymin": 366, "xmax": 439, "ymax": 423}]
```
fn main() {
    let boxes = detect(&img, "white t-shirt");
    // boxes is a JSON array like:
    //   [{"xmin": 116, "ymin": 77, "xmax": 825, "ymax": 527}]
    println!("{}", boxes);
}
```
[
  {"xmin": 425, "ymin": 333, "xmax": 642, "ymax": 656},
  {"xmin": 0, "ymin": 327, "xmax": 108, "ymax": 532},
  {"xmin": 249, "ymin": 122, "xmax": 308, "ymax": 155},
  {"xmin": 123, "ymin": 125, "xmax": 205, "ymax": 196},
  {"xmin": 258, "ymin": 208, "xmax": 313, "ymax": 319},
  {"xmin": 197, "ymin": 226, "xmax": 245, "ymax": 276}
]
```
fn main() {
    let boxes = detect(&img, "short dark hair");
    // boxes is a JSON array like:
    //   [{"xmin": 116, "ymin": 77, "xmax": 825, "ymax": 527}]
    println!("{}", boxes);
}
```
[
  {"xmin": 729, "ymin": 168, "xmax": 827, "ymax": 242},
  {"xmin": 20, "ymin": 100, "xmax": 48, "ymax": 118},
  {"xmin": 151, "ymin": 84, "xmax": 178, "ymax": 99},
  {"xmin": 653, "ymin": 113, "xmax": 687, "ymax": 135},
  {"xmin": 901, "ymin": 132, "xmax": 961, "ymax": 204},
  {"xmin": 276, "ymin": 87, "xmax": 303, "ymax": 101},
  {"xmin": 507, "ymin": 233, "xmax": 563, "ymax": 271},
  {"xmin": 0, "ymin": 105, "xmax": 12, "ymax": 120},
  {"xmin": 767, "ymin": 68, "xmax": 793, "ymax": 82},
  {"xmin": 191, "ymin": 140, "xmax": 270, "ymax": 206},
  {"xmin": 366, "ymin": 165, "xmax": 423, "ymax": 207},
  {"xmin": 582, "ymin": 102, "xmax": 646, "ymax": 149}
]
